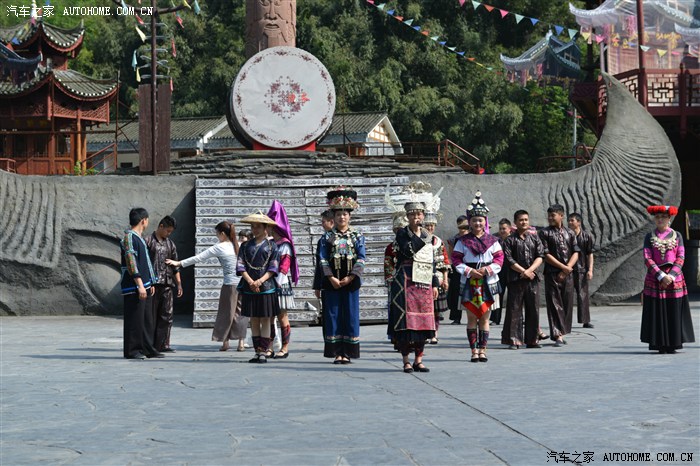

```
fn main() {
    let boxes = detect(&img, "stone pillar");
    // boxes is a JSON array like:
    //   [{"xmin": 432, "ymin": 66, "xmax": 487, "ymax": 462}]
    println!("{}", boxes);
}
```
[{"xmin": 245, "ymin": 0, "xmax": 296, "ymax": 58}]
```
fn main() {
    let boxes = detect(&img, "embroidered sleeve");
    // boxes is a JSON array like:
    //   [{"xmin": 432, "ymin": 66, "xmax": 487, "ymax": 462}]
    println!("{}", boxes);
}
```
[
  {"xmin": 122, "ymin": 232, "xmax": 141, "ymax": 278},
  {"xmin": 351, "ymin": 233, "xmax": 366, "ymax": 277},
  {"xmin": 266, "ymin": 241, "xmax": 280, "ymax": 276},
  {"xmin": 384, "ymin": 243, "xmax": 395, "ymax": 283},
  {"xmin": 668, "ymin": 234, "xmax": 685, "ymax": 279},
  {"xmin": 312, "ymin": 239, "xmax": 324, "ymax": 290},
  {"xmin": 319, "ymin": 233, "xmax": 333, "ymax": 277},
  {"xmin": 236, "ymin": 243, "xmax": 247, "ymax": 276},
  {"xmin": 451, "ymin": 241, "xmax": 470, "ymax": 277},
  {"xmin": 643, "ymin": 234, "xmax": 665, "ymax": 281},
  {"xmin": 486, "ymin": 244, "xmax": 504, "ymax": 276}
]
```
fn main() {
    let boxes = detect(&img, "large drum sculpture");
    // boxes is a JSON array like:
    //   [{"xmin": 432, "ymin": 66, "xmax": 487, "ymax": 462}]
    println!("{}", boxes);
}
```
[{"xmin": 227, "ymin": 46, "xmax": 336, "ymax": 150}]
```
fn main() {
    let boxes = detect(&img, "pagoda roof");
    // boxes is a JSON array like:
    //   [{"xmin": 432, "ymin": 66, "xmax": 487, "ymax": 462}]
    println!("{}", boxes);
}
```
[
  {"xmin": 0, "ymin": 43, "xmax": 41, "ymax": 81},
  {"xmin": 0, "ymin": 68, "xmax": 117, "ymax": 100},
  {"xmin": 0, "ymin": 19, "xmax": 84, "ymax": 53},
  {"xmin": 500, "ymin": 32, "xmax": 581, "ymax": 73},
  {"xmin": 569, "ymin": 0, "xmax": 699, "ymax": 29}
]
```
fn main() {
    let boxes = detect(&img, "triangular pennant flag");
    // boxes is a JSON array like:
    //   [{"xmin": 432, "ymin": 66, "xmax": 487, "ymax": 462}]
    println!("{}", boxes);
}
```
[
  {"xmin": 121, "ymin": 0, "xmax": 128, "ymax": 11},
  {"xmin": 640, "ymin": 45, "xmax": 650, "ymax": 52},
  {"xmin": 135, "ymin": 26, "xmax": 146, "ymax": 42},
  {"xmin": 421, "ymin": 30, "xmax": 430, "ymax": 36},
  {"xmin": 394, "ymin": 15, "xmax": 403, "ymax": 21},
  {"xmin": 439, "ymin": 41, "xmax": 447, "ymax": 46},
  {"xmin": 387, "ymin": 9, "xmax": 394, "ymax": 15},
  {"xmin": 170, "ymin": 78, "xmax": 174, "ymax": 92},
  {"xmin": 182, "ymin": 0, "xmax": 191, "ymax": 8},
  {"xmin": 568, "ymin": 28, "xmax": 577, "ymax": 39},
  {"xmin": 487, "ymin": 66, "xmax": 493, "ymax": 71},
  {"xmin": 657, "ymin": 49, "xmax": 667, "ymax": 57},
  {"xmin": 581, "ymin": 31, "xmax": 591, "ymax": 40},
  {"xmin": 499, "ymin": 9, "xmax": 508, "ymax": 19},
  {"xmin": 366, "ymin": 0, "xmax": 374, "ymax": 3},
  {"xmin": 430, "ymin": 35, "xmax": 439, "ymax": 41},
  {"xmin": 132, "ymin": 50, "xmax": 138, "ymax": 69},
  {"xmin": 529, "ymin": 17, "xmax": 539, "ymax": 26},
  {"xmin": 447, "ymin": 46, "xmax": 456, "ymax": 51},
  {"xmin": 45, "ymin": 0, "xmax": 50, "ymax": 5},
  {"xmin": 459, "ymin": 0, "xmax": 466, "ymax": 5},
  {"xmin": 595, "ymin": 34, "xmax": 605, "ymax": 44},
  {"xmin": 554, "ymin": 25, "xmax": 564, "ymax": 35},
  {"xmin": 471, "ymin": 0, "xmax": 480, "ymax": 9},
  {"xmin": 193, "ymin": 0, "xmax": 201, "ymax": 14},
  {"xmin": 136, "ymin": 68, "xmax": 141, "ymax": 83},
  {"xmin": 171, "ymin": 37, "xmax": 177, "ymax": 57},
  {"xmin": 404, "ymin": 19, "xmax": 413, "ymax": 26},
  {"xmin": 176, "ymin": 12, "xmax": 184, "ymax": 28},
  {"xmin": 136, "ymin": 14, "xmax": 144, "ymax": 25},
  {"xmin": 671, "ymin": 51, "xmax": 680, "ymax": 56},
  {"xmin": 467, "ymin": 57, "xmax": 475, "ymax": 61},
  {"xmin": 413, "ymin": 26, "xmax": 421, "ymax": 31},
  {"xmin": 514, "ymin": 14, "xmax": 524, "ymax": 23},
  {"xmin": 483, "ymin": 4, "xmax": 494, "ymax": 12},
  {"xmin": 457, "ymin": 51, "xmax": 465, "ymax": 56},
  {"xmin": 376, "ymin": 3, "xmax": 385, "ymax": 10}
]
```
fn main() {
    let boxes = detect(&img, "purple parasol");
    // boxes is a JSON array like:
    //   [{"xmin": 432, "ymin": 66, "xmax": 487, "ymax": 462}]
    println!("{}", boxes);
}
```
[{"xmin": 266, "ymin": 200, "xmax": 300, "ymax": 285}]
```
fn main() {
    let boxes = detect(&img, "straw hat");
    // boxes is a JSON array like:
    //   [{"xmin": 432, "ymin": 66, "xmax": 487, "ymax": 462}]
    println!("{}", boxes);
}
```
[{"xmin": 240, "ymin": 210, "xmax": 278, "ymax": 225}]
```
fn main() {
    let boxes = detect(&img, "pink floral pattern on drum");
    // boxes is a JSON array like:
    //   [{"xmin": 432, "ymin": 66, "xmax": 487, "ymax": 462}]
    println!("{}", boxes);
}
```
[{"xmin": 264, "ymin": 76, "xmax": 310, "ymax": 120}]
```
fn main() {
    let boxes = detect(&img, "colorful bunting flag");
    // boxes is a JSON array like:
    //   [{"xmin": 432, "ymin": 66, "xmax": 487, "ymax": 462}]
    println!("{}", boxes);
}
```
[
  {"xmin": 175, "ymin": 12, "xmax": 184, "ymax": 28},
  {"xmin": 171, "ymin": 38, "xmax": 177, "ymax": 57},
  {"xmin": 568, "ymin": 29, "xmax": 577, "ymax": 40},
  {"xmin": 387, "ymin": 9, "xmax": 395, "ymax": 15},
  {"xmin": 136, "ymin": 25, "xmax": 147, "ymax": 42},
  {"xmin": 657, "ymin": 49, "xmax": 667, "ymax": 57},
  {"xmin": 595, "ymin": 34, "xmax": 604, "ymax": 44},
  {"xmin": 394, "ymin": 16, "xmax": 403, "ymax": 21},
  {"xmin": 447, "ymin": 46, "xmax": 456, "ymax": 51},
  {"xmin": 136, "ymin": 14, "xmax": 144, "ymax": 25},
  {"xmin": 457, "ymin": 51, "xmax": 465, "ymax": 56},
  {"xmin": 193, "ymin": 0, "xmax": 201, "ymax": 14},
  {"xmin": 376, "ymin": 3, "xmax": 385, "ymax": 10},
  {"xmin": 483, "ymin": 4, "xmax": 494, "ymax": 12},
  {"xmin": 439, "ymin": 41, "xmax": 447, "ymax": 45},
  {"xmin": 413, "ymin": 26, "xmax": 421, "ymax": 31},
  {"xmin": 514, "ymin": 14, "xmax": 524, "ymax": 24},
  {"xmin": 430, "ymin": 36, "xmax": 439, "ymax": 41},
  {"xmin": 554, "ymin": 25, "xmax": 564, "ymax": 36},
  {"xmin": 170, "ymin": 78, "xmax": 174, "ymax": 92},
  {"xmin": 404, "ymin": 19, "xmax": 413, "ymax": 26},
  {"xmin": 581, "ymin": 31, "xmax": 591, "ymax": 41},
  {"xmin": 499, "ymin": 9, "xmax": 508, "ymax": 19},
  {"xmin": 182, "ymin": 0, "xmax": 191, "ymax": 9},
  {"xmin": 529, "ymin": 18, "xmax": 538, "ymax": 26},
  {"xmin": 471, "ymin": 1, "xmax": 480, "ymax": 10},
  {"xmin": 136, "ymin": 68, "xmax": 141, "ymax": 83},
  {"xmin": 132, "ymin": 50, "xmax": 138, "ymax": 69},
  {"xmin": 459, "ymin": 0, "xmax": 466, "ymax": 6}
]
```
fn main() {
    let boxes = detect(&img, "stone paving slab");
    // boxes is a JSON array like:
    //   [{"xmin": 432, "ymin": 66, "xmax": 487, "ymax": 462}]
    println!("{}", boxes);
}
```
[{"xmin": 1, "ymin": 301, "xmax": 699, "ymax": 466}]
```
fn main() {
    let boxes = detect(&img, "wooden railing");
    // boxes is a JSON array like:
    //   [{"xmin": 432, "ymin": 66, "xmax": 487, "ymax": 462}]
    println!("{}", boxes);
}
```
[
  {"xmin": 536, "ymin": 143, "xmax": 594, "ymax": 173},
  {"xmin": 343, "ymin": 139, "xmax": 481, "ymax": 174},
  {"xmin": 0, "ymin": 158, "xmax": 16, "ymax": 173},
  {"xmin": 82, "ymin": 142, "xmax": 118, "ymax": 174}
]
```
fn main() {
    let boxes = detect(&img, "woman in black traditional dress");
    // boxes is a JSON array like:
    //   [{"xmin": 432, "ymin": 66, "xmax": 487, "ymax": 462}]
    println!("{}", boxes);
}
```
[
  {"xmin": 237, "ymin": 212, "xmax": 280, "ymax": 363},
  {"xmin": 640, "ymin": 205, "xmax": 695, "ymax": 353},
  {"xmin": 388, "ymin": 201, "xmax": 438, "ymax": 373}
]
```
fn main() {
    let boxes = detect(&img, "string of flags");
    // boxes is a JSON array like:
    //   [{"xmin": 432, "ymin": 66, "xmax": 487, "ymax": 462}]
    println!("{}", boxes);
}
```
[
  {"xmin": 364, "ymin": 0, "xmax": 583, "ymax": 118},
  {"xmin": 365, "ymin": 0, "xmax": 496, "ymax": 71},
  {"xmin": 129, "ymin": 0, "xmax": 201, "ymax": 88}
]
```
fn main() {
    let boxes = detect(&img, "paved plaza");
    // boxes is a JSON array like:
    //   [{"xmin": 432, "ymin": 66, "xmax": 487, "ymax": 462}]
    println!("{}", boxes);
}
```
[{"xmin": 1, "ymin": 300, "xmax": 699, "ymax": 465}]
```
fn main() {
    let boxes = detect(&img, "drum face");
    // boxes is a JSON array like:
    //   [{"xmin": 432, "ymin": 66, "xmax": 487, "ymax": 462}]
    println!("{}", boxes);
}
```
[{"xmin": 229, "ymin": 46, "xmax": 336, "ymax": 149}]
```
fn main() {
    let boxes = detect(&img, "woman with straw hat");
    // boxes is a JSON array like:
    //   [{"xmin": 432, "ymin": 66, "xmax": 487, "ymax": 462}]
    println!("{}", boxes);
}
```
[{"xmin": 237, "ymin": 211, "xmax": 281, "ymax": 363}]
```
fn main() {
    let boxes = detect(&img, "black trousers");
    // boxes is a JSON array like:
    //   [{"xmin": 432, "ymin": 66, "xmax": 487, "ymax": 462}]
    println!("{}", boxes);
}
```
[
  {"xmin": 123, "ymin": 292, "xmax": 157, "ymax": 358},
  {"xmin": 544, "ymin": 273, "xmax": 574, "ymax": 339},
  {"xmin": 501, "ymin": 279, "xmax": 539, "ymax": 346},
  {"xmin": 573, "ymin": 271, "xmax": 591, "ymax": 324},
  {"xmin": 447, "ymin": 269, "xmax": 462, "ymax": 322},
  {"xmin": 152, "ymin": 285, "xmax": 174, "ymax": 351}
]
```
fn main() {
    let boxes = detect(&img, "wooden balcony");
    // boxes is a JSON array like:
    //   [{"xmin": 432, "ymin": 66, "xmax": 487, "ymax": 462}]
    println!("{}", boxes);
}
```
[{"xmin": 571, "ymin": 67, "xmax": 700, "ymax": 138}]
